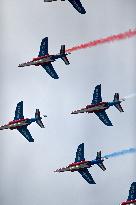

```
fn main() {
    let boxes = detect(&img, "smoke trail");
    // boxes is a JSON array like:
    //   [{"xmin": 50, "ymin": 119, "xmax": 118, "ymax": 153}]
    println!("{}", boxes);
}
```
[
  {"xmin": 66, "ymin": 28, "xmax": 136, "ymax": 53},
  {"xmin": 103, "ymin": 148, "xmax": 136, "ymax": 159},
  {"xmin": 123, "ymin": 93, "xmax": 136, "ymax": 100}
]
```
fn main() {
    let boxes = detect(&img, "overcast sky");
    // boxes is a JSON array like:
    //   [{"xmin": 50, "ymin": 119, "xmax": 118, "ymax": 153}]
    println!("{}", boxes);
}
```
[{"xmin": 0, "ymin": 0, "xmax": 136, "ymax": 205}]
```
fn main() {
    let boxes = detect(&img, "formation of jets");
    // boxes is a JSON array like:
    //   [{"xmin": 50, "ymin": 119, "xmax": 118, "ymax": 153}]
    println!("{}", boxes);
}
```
[
  {"xmin": 0, "ymin": 101, "xmax": 46, "ymax": 142},
  {"xmin": 0, "ymin": 2, "xmax": 135, "ymax": 204},
  {"xmin": 71, "ymin": 84, "xmax": 125, "ymax": 126},
  {"xmin": 0, "ymin": 84, "xmax": 125, "ymax": 142},
  {"xmin": 44, "ymin": 0, "xmax": 86, "ymax": 14},
  {"xmin": 18, "ymin": 37, "xmax": 70, "ymax": 79},
  {"xmin": 55, "ymin": 143, "xmax": 106, "ymax": 184}
]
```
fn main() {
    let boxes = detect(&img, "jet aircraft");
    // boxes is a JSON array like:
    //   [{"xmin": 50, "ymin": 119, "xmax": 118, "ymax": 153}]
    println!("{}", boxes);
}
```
[
  {"xmin": 0, "ymin": 101, "xmax": 46, "ymax": 142},
  {"xmin": 71, "ymin": 84, "xmax": 125, "ymax": 126},
  {"xmin": 121, "ymin": 182, "xmax": 136, "ymax": 205},
  {"xmin": 44, "ymin": 0, "xmax": 86, "ymax": 14},
  {"xmin": 18, "ymin": 37, "xmax": 70, "ymax": 79},
  {"xmin": 54, "ymin": 143, "xmax": 106, "ymax": 184}
]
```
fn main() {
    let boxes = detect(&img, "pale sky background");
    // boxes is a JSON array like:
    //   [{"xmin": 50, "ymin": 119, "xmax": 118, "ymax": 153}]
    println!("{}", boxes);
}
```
[{"xmin": 0, "ymin": 0, "xmax": 136, "ymax": 205}]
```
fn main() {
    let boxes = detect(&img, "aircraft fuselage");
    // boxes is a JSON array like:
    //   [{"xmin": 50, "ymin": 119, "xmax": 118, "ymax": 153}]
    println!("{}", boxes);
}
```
[
  {"xmin": 18, "ymin": 53, "xmax": 66, "ymax": 67},
  {"xmin": 0, "ymin": 118, "xmax": 37, "ymax": 130},
  {"xmin": 72, "ymin": 101, "xmax": 121, "ymax": 114},
  {"xmin": 55, "ymin": 159, "xmax": 104, "ymax": 172}
]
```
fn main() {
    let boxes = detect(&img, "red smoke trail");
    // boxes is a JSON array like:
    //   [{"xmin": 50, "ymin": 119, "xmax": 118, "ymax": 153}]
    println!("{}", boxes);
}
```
[{"xmin": 66, "ymin": 28, "xmax": 136, "ymax": 53}]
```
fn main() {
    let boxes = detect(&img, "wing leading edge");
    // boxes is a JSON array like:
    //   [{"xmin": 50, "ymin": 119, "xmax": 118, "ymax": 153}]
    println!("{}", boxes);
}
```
[
  {"xmin": 68, "ymin": 0, "xmax": 86, "ymax": 14},
  {"xmin": 78, "ymin": 168, "xmax": 96, "ymax": 184}
]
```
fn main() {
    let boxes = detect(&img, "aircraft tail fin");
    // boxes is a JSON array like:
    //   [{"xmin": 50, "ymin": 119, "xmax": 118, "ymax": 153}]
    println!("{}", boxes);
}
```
[
  {"xmin": 113, "ymin": 93, "xmax": 124, "ymax": 112},
  {"xmin": 60, "ymin": 45, "xmax": 70, "ymax": 65},
  {"xmin": 96, "ymin": 151, "xmax": 106, "ymax": 171},
  {"xmin": 35, "ymin": 109, "xmax": 45, "ymax": 128}
]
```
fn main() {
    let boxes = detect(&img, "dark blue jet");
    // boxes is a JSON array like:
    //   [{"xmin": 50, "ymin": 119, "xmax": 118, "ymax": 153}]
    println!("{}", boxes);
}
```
[
  {"xmin": 0, "ymin": 101, "xmax": 46, "ymax": 142},
  {"xmin": 18, "ymin": 37, "xmax": 70, "ymax": 79},
  {"xmin": 44, "ymin": 0, "xmax": 86, "ymax": 14},
  {"xmin": 72, "ymin": 84, "xmax": 125, "ymax": 126},
  {"xmin": 55, "ymin": 143, "xmax": 106, "ymax": 184}
]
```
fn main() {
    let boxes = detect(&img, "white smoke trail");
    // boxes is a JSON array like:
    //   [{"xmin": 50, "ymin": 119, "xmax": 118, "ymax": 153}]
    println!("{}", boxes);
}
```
[
  {"xmin": 123, "ymin": 93, "xmax": 136, "ymax": 100},
  {"xmin": 103, "ymin": 148, "xmax": 136, "ymax": 159}
]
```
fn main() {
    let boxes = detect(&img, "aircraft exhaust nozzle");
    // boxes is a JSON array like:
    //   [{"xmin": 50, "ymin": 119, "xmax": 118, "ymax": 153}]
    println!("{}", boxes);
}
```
[{"xmin": 35, "ymin": 109, "xmax": 45, "ymax": 128}]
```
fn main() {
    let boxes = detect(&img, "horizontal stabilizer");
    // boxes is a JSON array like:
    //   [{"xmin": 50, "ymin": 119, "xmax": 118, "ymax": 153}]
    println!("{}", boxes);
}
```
[
  {"xmin": 96, "ymin": 151, "xmax": 106, "ymax": 171},
  {"xmin": 114, "ymin": 104, "xmax": 124, "ymax": 112},
  {"xmin": 97, "ymin": 162, "xmax": 106, "ymax": 171},
  {"xmin": 60, "ymin": 45, "xmax": 70, "ymax": 65},
  {"xmin": 35, "ymin": 109, "xmax": 45, "ymax": 128},
  {"xmin": 61, "ymin": 56, "xmax": 70, "ymax": 65},
  {"xmin": 114, "ymin": 93, "xmax": 124, "ymax": 112}
]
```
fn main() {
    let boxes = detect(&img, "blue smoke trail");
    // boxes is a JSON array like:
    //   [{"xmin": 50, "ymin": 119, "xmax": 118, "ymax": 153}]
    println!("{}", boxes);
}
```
[{"xmin": 103, "ymin": 148, "xmax": 136, "ymax": 159}]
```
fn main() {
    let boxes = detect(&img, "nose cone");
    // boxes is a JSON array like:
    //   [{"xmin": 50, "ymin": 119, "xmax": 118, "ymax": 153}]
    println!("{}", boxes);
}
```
[
  {"xmin": 18, "ymin": 63, "xmax": 26, "ymax": 67},
  {"xmin": 54, "ymin": 167, "xmax": 65, "ymax": 172},
  {"xmin": 71, "ymin": 110, "xmax": 77, "ymax": 114},
  {"xmin": 18, "ymin": 64, "xmax": 22, "ymax": 67}
]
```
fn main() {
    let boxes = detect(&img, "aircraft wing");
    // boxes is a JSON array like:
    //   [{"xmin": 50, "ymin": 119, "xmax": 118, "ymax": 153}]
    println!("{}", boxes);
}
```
[
  {"xmin": 92, "ymin": 84, "xmax": 102, "ymax": 104},
  {"xmin": 41, "ymin": 63, "xmax": 59, "ymax": 79},
  {"xmin": 38, "ymin": 37, "xmax": 48, "ymax": 57},
  {"xmin": 68, "ymin": 0, "xmax": 86, "ymax": 14},
  {"xmin": 127, "ymin": 182, "xmax": 136, "ymax": 201},
  {"xmin": 14, "ymin": 101, "xmax": 24, "ymax": 120},
  {"xmin": 75, "ymin": 143, "xmax": 85, "ymax": 162},
  {"xmin": 78, "ymin": 168, "xmax": 96, "ymax": 184},
  {"xmin": 95, "ymin": 110, "xmax": 113, "ymax": 126},
  {"xmin": 17, "ymin": 126, "xmax": 34, "ymax": 142}
]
